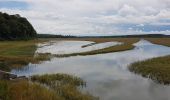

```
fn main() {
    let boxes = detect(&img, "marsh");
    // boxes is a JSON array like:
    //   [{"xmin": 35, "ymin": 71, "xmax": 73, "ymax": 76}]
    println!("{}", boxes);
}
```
[{"xmin": 10, "ymin": 39, "xmax": 170, "ymax": 100}]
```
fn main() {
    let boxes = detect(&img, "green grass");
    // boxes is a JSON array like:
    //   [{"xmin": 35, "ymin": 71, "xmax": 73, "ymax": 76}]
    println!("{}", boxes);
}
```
[
  {"xmin": 129, "ymin": 55, "xmax": 170, "ymax": 85},
  {"xmin": 0, "ymin": 39, "xmax": 53, "ymax": 71},
  {"xmin": 0, "ymin": 80, "xmax": 9, "ymax": 100}
]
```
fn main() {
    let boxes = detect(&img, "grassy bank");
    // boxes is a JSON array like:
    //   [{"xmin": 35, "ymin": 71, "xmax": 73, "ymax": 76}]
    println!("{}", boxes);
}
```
[
  {"xmin": 55, "ymin": 38, "xmax": 139, "ymax": 57},
  {"xmin": 0, "ymin": 74, "xmax": 96, "ymax": 100},
  {"xmin": 145, "ymin": 38, "xmax": 170, "ymax": 47},
  {"xmin": 129, "ymin": 55, "xmax": 170, "ymax": 84},
  {"xmin": 129, "ymin": 38, "xmax": 170, "ymax": 84},
  {"xmin": 0, "ymin": 39, "xmax": 52, "ymax": 71}
]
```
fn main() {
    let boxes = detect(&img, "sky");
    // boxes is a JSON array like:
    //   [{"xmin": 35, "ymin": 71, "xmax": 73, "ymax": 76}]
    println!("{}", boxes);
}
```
[{"xmin": 0, "ymin": 0, "xmax": 170, "ymax": 36}]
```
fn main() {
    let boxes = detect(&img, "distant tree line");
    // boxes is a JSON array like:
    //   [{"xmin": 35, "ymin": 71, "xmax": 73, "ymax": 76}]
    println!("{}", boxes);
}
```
[
  {"xmin": 0, "ymin": 12, "xmax": 37, "ymax": 40},
  {"xmin": 78, "ymin": 34, "xmax": 170, "ymax": 38},
  {"xmin": 38, "ymin": 34, "xmax": 170, "ymax": 38},
  {"xmin": 37, "ymin": 34, "xmax": 76, "ymax": 38}
]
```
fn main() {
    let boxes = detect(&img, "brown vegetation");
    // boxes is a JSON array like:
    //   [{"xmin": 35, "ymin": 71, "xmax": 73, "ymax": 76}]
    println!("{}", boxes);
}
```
[
  {"xmin": 145, "ymin": 38, "xmax": 170, "ymax": 47},
  {"xmin": 129, "ymin": 55, "xmax": 170, "ymax": 84}
]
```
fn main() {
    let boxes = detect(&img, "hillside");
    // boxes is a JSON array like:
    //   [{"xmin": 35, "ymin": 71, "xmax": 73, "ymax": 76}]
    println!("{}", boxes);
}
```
[{"xmin": 0, "ymin": 12, "xmax": 37, "ymax": 40}]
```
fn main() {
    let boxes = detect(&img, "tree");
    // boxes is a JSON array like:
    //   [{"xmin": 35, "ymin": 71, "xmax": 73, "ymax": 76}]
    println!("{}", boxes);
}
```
[{"xmin": 0, "ymin": 12, "xmax": 37, "ymax": 40}]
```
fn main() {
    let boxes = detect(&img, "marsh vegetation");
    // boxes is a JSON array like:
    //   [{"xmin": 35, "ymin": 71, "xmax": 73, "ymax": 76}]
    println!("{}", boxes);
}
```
[
  {"xmin": 0, "ymin": 74, "xmax": 96, "ymax": 100},
  {"xmin": 0, "ymin": 40, "xmax": 52, "ymax": 71},
  {"xmin": 129, "ymin": 38, "xmax": 170, "ymax": 84},
  {"xmin": 129, "ymin": 55, "xmax": 170, "ymax": 84}
]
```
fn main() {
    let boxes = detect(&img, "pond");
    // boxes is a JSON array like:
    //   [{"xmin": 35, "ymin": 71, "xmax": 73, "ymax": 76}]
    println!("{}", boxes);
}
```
[{"xmin": 11, "ymin": 40, "xmax": 170, "ymax": 100}]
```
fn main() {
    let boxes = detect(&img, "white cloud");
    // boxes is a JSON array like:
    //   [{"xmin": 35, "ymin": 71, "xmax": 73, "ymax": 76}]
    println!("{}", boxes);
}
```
[{"xmin": 0, "ymin": 0, "xmax": 170, "ymax": 35}]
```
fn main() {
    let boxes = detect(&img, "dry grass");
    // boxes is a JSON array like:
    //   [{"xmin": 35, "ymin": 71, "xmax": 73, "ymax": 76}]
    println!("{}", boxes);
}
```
[
  {"xmin": 145, "ymin": 38, "xmax": 170, "ymax": 47},
  {"xmin": 0, "ymin": 80, "xmax": 63, "ymax": 100},
  {"xmin": 129, "ymin": 55, "xmax": 170, "ymax": 85},
  {"xmin": 8, "ymin": 80, "xmax": 63, "ymax": 100},
  {"xmin": 128, "ymin": 38, "xmax": 170, "ymax": 85},
  {"xmin": 0, "ymin": 74, "xmax": 97, "ymax": 100},
  {"xmin": 62, "ymin": 37, "xmax": 139, "ymax": 43},
  {"xmin": 31, "ymin": 74, "xmax": 97, "ymax": 100}
]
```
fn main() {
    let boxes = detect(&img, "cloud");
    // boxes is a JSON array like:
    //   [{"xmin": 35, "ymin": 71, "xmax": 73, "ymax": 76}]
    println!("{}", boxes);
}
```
[{"xmin": 0, "ymin": 0, "xmax": 170, "ymax": 35}]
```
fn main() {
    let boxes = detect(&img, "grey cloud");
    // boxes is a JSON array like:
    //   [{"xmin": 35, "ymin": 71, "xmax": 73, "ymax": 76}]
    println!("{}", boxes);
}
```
[{"xmin": 0, "ymin": 0, "xmax": 170, "ymax": 35}]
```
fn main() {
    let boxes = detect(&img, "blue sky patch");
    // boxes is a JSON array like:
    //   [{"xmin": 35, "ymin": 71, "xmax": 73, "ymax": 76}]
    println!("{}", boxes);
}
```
[{"xmin": 0, "ymin": 1, "xmax": 28, "ymax": 10}]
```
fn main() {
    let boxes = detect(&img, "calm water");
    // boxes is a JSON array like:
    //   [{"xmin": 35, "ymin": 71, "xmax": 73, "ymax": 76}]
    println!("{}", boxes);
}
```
[
  {"xmin": 11, "ymin": 40, "xmax": 170, "ymax": 100},
  {"xmin": 36, "ymin": 40, "xmax": 122, "ymax": 54}
]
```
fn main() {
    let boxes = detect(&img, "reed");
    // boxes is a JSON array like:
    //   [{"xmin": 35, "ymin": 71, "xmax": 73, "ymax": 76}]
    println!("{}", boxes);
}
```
[{"xmin": 129, "ymin": 55, "xmax": 170, "ymax": 84}]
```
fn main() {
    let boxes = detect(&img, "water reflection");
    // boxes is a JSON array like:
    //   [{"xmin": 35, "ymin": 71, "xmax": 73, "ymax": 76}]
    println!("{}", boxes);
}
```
[
  {"xmin": 11, "ymin": 40, "xmax": 170, "ymax": 100},
  {"xmin": 36, "ymin": 40, "xmax": 122, "ymax": 54}
]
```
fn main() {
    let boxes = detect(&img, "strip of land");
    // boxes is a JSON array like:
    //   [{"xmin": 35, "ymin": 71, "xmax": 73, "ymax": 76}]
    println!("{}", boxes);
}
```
[
  {"xmin": 54, "ymin": 38, "xmax": 139, "ymax": 57},
  {"xmin": 129, "ymin": 55, "xmax": 170, "ymax": 84},
  {"xmin": 145, "ymin": 38, "xmax": 170, "ymax": 47},
  {"xmin": 0, "ymin": 39, "xmax": 52, "ymax": 71}
]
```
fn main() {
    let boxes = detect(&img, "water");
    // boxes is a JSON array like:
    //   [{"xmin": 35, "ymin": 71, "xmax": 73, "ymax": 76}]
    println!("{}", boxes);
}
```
[
  {"xmin": 36, "ymin": 40, "xmax": 122, "ymax": 54},
  {"xmin": 11, "ymin": 40, "xmax": 170, "ymax": 100}
]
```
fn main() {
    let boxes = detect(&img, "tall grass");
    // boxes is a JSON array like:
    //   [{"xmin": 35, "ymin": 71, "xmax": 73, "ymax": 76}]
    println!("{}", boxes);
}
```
[
  {"xmin": 0, "ymin": 73, "xmax": 97, "ymax": 100},
  {"xmin": 129, "ymin": 55, "xmax": 170, "ymax": 84},
  {"xmin": 0, "ymin": 80, "xmax": 10, "ymax": 100},
  {"xmin": 31, "ymin": 74, "xmax": 97, "ymax": 100},
  {"xmin": 0, "ymin": 40, "xmax": 52, "ymax": 71}
]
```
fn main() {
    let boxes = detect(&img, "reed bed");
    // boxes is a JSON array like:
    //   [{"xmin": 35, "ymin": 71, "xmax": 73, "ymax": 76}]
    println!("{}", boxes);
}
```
[
  {"xmin": 129, "ymin": 55, "xmax": 170, "ymax": 85},
  {"xmin": 0, "ymin": 73, "xmax": 97, "ymax": 100}
]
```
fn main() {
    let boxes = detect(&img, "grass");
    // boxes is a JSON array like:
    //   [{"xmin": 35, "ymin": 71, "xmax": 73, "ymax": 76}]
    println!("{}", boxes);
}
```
[
  {"xmin": 31, "ymin": 73, "xmax": 85, "ymax": 87},
  {"xmin": 0, "ymin": 80, "xmax": 63, "ymax": 100},
  {"xmin": 129, "ymin": 55, "xmax": 170, "ymax": 85},
  {"xmin": 31, "ymin": 74, "xmax": 97, "ymax": 100},
  {"xmin": 0, "ymin": 74, "xmax": 97, "ymax": 100},
  {"xmin": 145, "ymin": 38, "xmax": 170, "ymax": 47},
  {"xmin": 0, "ymin": 39, "xmax": 53, "ymax": 71},
  {"xmin": 54, "ymin": 38, "xmax": 139, "ymax": 57}
]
